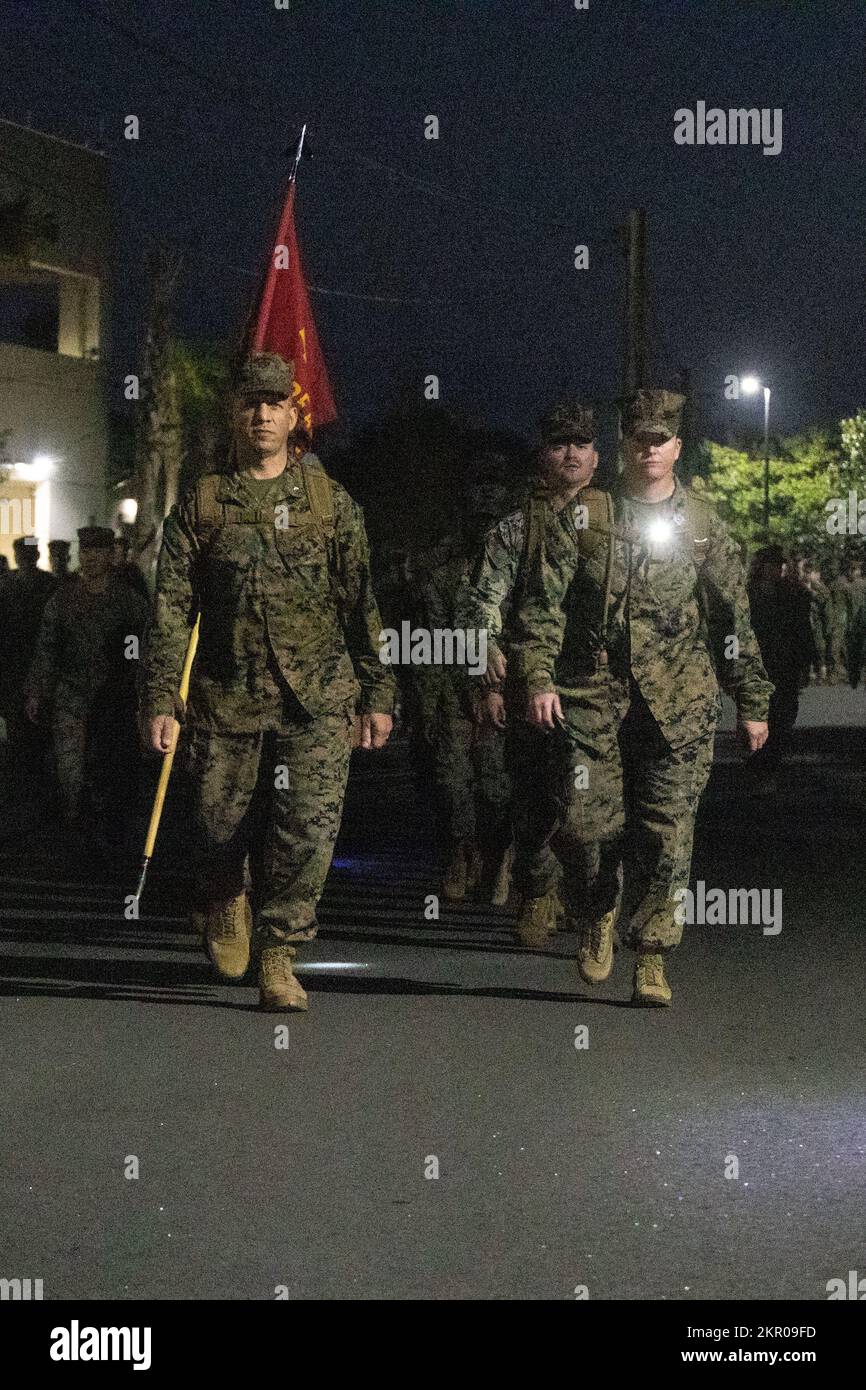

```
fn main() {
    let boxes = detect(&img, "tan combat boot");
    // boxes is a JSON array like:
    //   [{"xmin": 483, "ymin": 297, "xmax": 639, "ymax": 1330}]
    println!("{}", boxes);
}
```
[
  {"xmin": 443, "ymin": 843, "xmax": 470, "ymax": 902},
  {"xmin": 259, "ymin": 946, "xmax": 308, "ymax": 1012},
  {"xmin": 194, "ymin": 893, "xmax": 252, "ymax": 980},
  {"xmin": 516, "ymin": 890, "xmax": 556, "ymax": 947},
  {"xmin": 632, "ymin": 951, "xmax": 672, "ymax": 1007},
  {"xmin": 577, "ymin": 909, "xmax": 616, "ymax": 984}
]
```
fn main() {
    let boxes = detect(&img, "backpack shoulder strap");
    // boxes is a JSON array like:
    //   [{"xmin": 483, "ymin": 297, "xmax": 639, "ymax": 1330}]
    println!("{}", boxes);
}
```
[
  {"xmin": 564, "ymin": 488, "xmax": 616, "ymax": 663},
  {"xmin": 680, "ymin": 489, "xmax": 727, "ymax": 671},
  {"xmin": 572, "ymin": 487, "xmax": 613, "ymax": 557},
  {"xmin": 191, "ymin": 473, "xmax": 225, "ymax": 542},
  {"xmin": 301, "ymin": 455, "xmax": 336, "ymax": 533},
  {"xmin": 680, "ymin": 489, "xmax": 714, "ymax": 570},
  {"xmin": 522, "ymin": 487, "xmax": 548, "ymax": 571}
]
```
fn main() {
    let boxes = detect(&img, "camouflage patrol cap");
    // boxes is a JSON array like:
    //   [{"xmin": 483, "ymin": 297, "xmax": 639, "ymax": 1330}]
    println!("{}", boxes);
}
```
[
  {"xmin": 539, "ymin": 399, "xmax": 595, "ymax": 445},
  {"xmin": 77, "ymin": 526, "xmax": 115, "ymax": 550},
  {"xmin": 621, "ymin": 389, "xmax": 685, "ymax": 440},
  {"xmin": 234, "ymin": 352, "xmax": 294, "ymax": 399}
]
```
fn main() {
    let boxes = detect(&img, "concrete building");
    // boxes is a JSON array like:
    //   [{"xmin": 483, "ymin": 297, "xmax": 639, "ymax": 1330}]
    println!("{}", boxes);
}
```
[{"xmin": 0, "ymin": 119, "xmax": 112, "ymax": 570}]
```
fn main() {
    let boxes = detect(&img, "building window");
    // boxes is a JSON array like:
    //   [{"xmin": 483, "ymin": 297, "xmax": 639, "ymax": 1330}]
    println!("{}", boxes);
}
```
[
  {"xmin": 0, "ymin": 265, "xmax": 99, "ymax": 359},
  {"xmin": 0, "ymin": 277, "xmax": 59, "ymax": 351}
]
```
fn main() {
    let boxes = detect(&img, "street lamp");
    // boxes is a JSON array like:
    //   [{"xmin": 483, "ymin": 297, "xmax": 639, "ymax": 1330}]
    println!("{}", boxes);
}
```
[{"xmin": 741, "ymin": 376, "xmax": 772, "ymax": 536}]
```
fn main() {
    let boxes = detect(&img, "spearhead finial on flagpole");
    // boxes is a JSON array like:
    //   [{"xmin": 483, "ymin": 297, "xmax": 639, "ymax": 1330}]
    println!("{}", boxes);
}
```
[{"xmin": 289, "ymin": 124, "xmax": 307, "ymax": 184}]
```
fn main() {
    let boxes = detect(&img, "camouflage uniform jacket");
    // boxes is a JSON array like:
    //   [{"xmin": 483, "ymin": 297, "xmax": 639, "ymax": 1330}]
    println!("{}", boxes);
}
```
[
  {"xmin": 808, "ymin": 580, "xmax": 832, "ymax": 662},
  {"xmin": 0, "ymin": 567, "xmax": 57, "ymax": 714},
  {"xmin": 460, "ymin": 512, "xmax": 526, "ymax": 665},
  {"xmin": 140, "ymin": 455, "xmax": 395, "ymax": 732},
  {"xmin": 414, "ymin": 538, "xmax": 474, "ymax": 704},
  {"xmin": 459, "ymin": 481, "xmax": 574, "ymax": 664},
  {"xmin": 512, "ymin": 477, "xmax": 773, "ymax": 748},
  {"xmin": 418, "ymin": 539, "xmax": 472, "ymax": 637},
  {"xmin": 27, "ymin": 577, "xmax": 149, "ymax": 715},
  {"xmin": 828, "ymin": 575, "xmax": 851, "ymax": 628}
]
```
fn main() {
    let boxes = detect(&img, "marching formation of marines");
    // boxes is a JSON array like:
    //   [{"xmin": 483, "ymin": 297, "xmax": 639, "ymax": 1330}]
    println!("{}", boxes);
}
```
[
  {"xmin": 1, "ymin": 529, "xmax": 151, "ymax": 844},
  {"xmin": 26, "ymin": 526, "xmax": 149, "ymax": 849},
  {"xmin": 4, "ymin": 353, "xmax": 863, "ymax": 1012}
]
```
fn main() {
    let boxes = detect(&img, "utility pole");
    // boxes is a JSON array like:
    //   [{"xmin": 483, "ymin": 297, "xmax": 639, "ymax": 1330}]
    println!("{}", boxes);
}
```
[
  {"xmin": 761, "ymin": 386, "xmax": 771, "ymax": 538},
  {"xmin": 679, "ymin": 364, "xmax": 694, "ymax": 478},
  {"xmin": 622, "ymin": 208, "xmax": 648, "ymax": 395}
]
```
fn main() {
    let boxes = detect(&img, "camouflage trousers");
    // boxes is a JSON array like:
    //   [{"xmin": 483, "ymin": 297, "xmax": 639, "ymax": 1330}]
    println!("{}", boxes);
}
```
[
  {"xmin": 506, "ymin": 713, "xmax": 562, "ymax": 899},
  {"xmin": 411, "ymin": 671, "xmax": 511, "ymax": 854},
  {"xmin": 52, "ymin": 693, "xmax": 140, "ymax": 839},
  {"xmin": 185, "ymin": 700, "xmax": 354, "ymax": 954},
  {"xmin": 52, "ymin": 708, "xmax": 90, "ymax": 823},
  {"xmin": 539, "ymin": 683, "xmax": 715, "ymax": 951},
  {"xmin": 827, "ymin": 627, "xmax": 847, "ymax": 680}
]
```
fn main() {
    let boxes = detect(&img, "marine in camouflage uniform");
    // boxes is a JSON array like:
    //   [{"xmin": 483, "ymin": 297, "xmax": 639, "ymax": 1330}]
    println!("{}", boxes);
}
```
[
  {"xmin": 746, "ymin": 545, "xmax": 811, "ymax": 788},
  {"xmin": 513, "ymin": 390, "xmax": 772, "ymax": 1005},
  {"xmin": 458, "ymin": 400, "xmax": 599, "ymax": 944},
  {"xmin": 407, "ymin": 459, "xmax": 514, "ymax": 903},
  {"xmin": 803, "ymin": 562, "xmax": 832, "ymax": 682},
  {"xmin": 140, "ymin": 353, "xmax": 394, "ymax": 1011},
  {"xmin": 47, "ymin": 538, "xmax": 75, "ymax": 586},
  {"xmin": 845, "ymin": 560, "xmax": 866, "ymax": 686},
  {"xmin": 26, "ymin": 527, "xmax": 148, "ymax": 845},
  {"xmin": 825, "ymin": 565, "xmax": 851, "ymax": 683},
  {"xmin": 0, "ymin": 537, "xmax": 57, "ymax": 823}
]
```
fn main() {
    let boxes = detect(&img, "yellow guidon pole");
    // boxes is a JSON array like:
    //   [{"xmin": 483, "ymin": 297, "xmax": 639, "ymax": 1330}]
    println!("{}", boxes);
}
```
[{"xmin": 134, "ymin": 613, "xmax": 201, "ymax": 902}]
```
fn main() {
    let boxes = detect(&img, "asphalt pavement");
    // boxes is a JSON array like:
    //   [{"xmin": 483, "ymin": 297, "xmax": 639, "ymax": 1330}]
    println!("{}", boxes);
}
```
[{"xmin": 1, "ymin": 710, "xmax": 865, "ymax": 1301}]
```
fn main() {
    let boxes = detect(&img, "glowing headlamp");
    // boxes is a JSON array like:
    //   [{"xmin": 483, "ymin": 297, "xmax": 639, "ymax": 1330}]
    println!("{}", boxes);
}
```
[{"xmin": 646, "ymin": 518, "xmax": 674, "ymax": 546}]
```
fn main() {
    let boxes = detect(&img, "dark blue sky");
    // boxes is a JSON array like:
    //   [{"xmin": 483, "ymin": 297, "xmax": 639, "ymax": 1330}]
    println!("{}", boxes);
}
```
[{"xmin": 5, "ymin": 0, "xmax": 866, "ymax": 439}]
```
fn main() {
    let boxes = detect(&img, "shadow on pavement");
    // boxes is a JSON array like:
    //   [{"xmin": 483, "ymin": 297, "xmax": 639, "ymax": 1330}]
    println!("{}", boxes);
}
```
[{"xmin": 0, "ymin": 948, "xmax": 636, "ymax": 1009}]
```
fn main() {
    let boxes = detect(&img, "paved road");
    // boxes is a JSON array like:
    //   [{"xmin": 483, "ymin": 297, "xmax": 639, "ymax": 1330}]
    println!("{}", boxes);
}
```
[
  {"xmin": 717, "ymin": 682, "xmax": 866, "ymax": 730},
  {"xmin": 1, "ymin": 735, "xmax": 864, "ymax": 1301}
]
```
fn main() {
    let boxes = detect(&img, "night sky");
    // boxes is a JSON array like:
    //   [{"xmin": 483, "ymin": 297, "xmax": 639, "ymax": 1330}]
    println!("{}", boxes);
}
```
[{"xmin": 5, "ymin": 0, "xmax": 866, "ymax": 440}]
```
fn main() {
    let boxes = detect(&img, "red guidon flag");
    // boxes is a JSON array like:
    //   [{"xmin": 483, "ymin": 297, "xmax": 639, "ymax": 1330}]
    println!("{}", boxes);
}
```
[{"xmin": 250, "ymin": 181, "xmax": 336, "ymax": 432}]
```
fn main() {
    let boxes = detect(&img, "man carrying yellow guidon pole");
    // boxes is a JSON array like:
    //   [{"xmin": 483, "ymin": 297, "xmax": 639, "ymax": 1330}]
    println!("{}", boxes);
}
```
[{"xmin": 138, "ymin": 353, "xmax": 395, "ymax": 1011}]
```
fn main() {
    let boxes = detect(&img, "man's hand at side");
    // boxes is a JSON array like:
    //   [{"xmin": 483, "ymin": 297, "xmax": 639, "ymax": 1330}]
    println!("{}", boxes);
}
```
[
  {"xmin": 355, "ymin": 712, "xmax": 393, "ymax": 750},
  {"xmin": 478, "ymin": 689, "xmax": 507, "ymax": 731},
  {"xmin": 482, "ymin": 648, "xmax": 507, "ymax": 689},
  {"xmin": 526, "ymin": 692, "xmax": 563, "ymax": 731},
  {"xmin": 737, "ymin": 717, "xmax": 768, "ymax": 754},
  {"xmin": 146, "ymin": 715, "xmax": 177, "ymax": 754}
]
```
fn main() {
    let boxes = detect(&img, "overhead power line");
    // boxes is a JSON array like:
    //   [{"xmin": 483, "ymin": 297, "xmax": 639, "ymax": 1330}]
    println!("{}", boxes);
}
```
[{"xmin": 64, "ymin": 0, "xmax": 603, "ymax": 242}]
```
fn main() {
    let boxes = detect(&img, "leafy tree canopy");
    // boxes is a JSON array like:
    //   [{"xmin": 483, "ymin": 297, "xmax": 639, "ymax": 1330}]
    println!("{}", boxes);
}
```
[{"xmin": 692, "ymin": 413, "xmax": 866, "ymax": 565}]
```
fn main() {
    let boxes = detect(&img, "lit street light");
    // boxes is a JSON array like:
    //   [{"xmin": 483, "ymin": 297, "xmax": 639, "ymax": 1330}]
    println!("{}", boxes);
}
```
[{"xmin": 741, "ymin": 376, "xmax": 772, "ymax": 536}]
